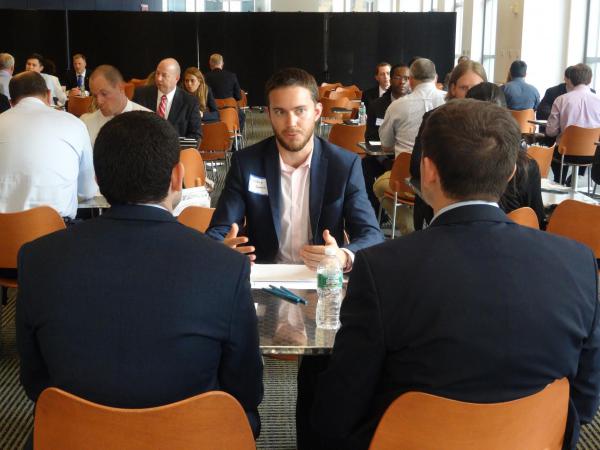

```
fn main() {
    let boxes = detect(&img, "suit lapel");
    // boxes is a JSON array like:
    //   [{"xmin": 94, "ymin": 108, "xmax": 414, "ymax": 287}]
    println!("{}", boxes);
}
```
[
  {"xmin": 309, "ymin": 138, "xmax": 327, "ymax": 242},
  {"xmin": 168, "ymin": 88, "xmax": 183, "ymax": 122},
  {"xmin": 264, "ymin": 141, "xmax": 282, "ymax": 242}
]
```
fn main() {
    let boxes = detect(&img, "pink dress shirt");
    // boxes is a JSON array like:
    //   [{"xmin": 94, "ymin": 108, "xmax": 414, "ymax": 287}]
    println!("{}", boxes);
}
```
[{"xmin": 546, "ymin": 85, "xmax": 600, "ymax": 143}]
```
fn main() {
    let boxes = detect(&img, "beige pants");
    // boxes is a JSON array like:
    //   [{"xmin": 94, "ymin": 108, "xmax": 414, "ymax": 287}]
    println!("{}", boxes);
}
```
[{"xmin": 373, "ymin": 171, "xmax": 415, "ymax": 236}]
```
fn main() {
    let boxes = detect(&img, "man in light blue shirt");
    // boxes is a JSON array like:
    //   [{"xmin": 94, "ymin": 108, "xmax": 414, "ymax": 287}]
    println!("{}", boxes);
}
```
[
  {"xmin": 501, "ymin": 60, "xmax": 540, "ymax": 110},
  {"xmin": 0, "ymin": 53, "xmax": 14, "ymax": 99}
]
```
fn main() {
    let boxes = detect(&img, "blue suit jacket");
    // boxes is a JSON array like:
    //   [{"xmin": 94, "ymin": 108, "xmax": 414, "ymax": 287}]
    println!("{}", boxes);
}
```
[
  {"xmin": 313, "ymin": 205, "xmax": 600, "ymax": 450},
  {"xmin": 17, "ymin": 205, "xmax": 263, "ymax": 436},
  {"xmin": 206, "ymin": 136, "xmax": 383, "ymax": 262}
]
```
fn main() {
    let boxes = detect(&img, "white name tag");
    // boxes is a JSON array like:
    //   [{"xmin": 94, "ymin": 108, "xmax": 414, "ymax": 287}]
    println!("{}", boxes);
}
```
[
  {"xmin": 375, "ymin": 118, "xmax": 384, "ymax": 126},
  {"xmin": 248, "ymin": 174, "xmax": 268, "ymax": 196}
]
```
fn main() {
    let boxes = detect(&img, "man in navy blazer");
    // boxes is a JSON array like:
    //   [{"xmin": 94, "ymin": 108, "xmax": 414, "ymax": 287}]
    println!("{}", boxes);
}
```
[
  {"xmin": 313, "ymin": 99, "xmax": 600, "ymax": 450},
  {"xmin": 133, "ymin": 58, "xmax": 202, "ymax": 141},
  {"xmin": 17, "ymin": 112, "xmax": 263, "ymax": 442},
  {"xmin": 206, "ymin": 67, "xmax": 382, "ymax": 270}
]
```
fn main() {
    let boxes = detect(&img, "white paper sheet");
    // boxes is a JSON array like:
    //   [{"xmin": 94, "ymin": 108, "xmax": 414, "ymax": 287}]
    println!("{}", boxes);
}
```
[
  {"xmin": 250, "ymin": 264, "xmax": 317, "ymax": 289},
  {"xmin": 172, "ymin": 186, "xmax": 211, "ymax": 216},
  {"xmin": 368, "ymin": 140, "xmax": 381, "ymax": 146}
]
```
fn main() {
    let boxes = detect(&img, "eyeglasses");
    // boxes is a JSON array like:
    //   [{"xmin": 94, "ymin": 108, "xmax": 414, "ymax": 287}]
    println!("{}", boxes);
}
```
[{"xmin": 392, "ymin": 76, "xmax": 410, "ymax": 81}]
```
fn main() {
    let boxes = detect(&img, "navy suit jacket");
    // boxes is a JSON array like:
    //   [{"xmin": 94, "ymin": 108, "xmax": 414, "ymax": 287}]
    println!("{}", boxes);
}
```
[
  {"xmin": 204, "ymin": 68, "xmax": 241, "ymax": 100},
  {"xmin": 206, "ymin": 136, "xmax": 383, "ymax": 262},
  {"xmin": 313, "ymin": 205, "xmax": 600, "ymax": 450},
  {"xmin": 360, "ymin": 85, "xmax": 380, "ymax": 110},
  {"xmin": 16, "ymin": 205, "xmax": 263, "ymax": 435},
  {"xmin": 63, "ymin": 69, "xmax": 91, "ymax": 91},
  {"xmin": 133, "ymin": 86, "xmax": 202, "ymax": 140}
]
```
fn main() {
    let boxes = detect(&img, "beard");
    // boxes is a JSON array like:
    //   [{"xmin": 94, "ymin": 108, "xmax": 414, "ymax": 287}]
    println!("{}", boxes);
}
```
[{"xmin": 273, "ymin": 126, "xmax": 314, "ymax": 153}]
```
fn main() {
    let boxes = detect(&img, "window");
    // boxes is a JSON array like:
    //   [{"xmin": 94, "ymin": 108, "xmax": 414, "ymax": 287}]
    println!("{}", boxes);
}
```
[
  {"xmin": 454, "ymin": 0, "xmax": 464, "ymax": 62},
  {"xmin": 481, "ymin": 0, "xmax": 497, "ymax": 79},
  {"xmin": 585, "ymin": 0, "xmax": 600, "ymax": 91}
]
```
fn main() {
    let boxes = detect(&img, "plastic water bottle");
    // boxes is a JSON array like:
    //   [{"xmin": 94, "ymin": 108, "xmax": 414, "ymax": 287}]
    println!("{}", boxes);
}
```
[
  {"xmin": 358, "ymin": 102, "xmax": 366, "ymax": 125},
  {"xmin": 316, "ymin": 247, "xmax": 343, "ymax": 329}
]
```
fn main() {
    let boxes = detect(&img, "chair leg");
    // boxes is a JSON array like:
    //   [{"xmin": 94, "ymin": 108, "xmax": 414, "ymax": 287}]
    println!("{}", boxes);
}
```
[
  {"xmin": 571, "ymin": 166, "xmax": 578, "ymax": 194},
  {"xmin": 391, "ymin": 193, "xmax": 398, "ymax": 239},
  {"xmin": 559, "ymin": 156, "xmax": 564, "ymax": 185}
]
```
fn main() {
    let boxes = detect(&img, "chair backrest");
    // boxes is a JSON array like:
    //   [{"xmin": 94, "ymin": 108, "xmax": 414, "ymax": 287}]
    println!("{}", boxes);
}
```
[
  {"xmin": 507, "ymin": 206, "xmax": 540, "ymax": 229},
  {"xmin": 388, "ymin": 152, "xmax": 415, "ymax": 201},
  {"xmin": 123, "ymin": 82, "xmax": 135, "ymax": 100},
  {"xmin": 0, "ymin": 207, "xmax": 66, "ymax": 269},
  {"xmin": 34, "ymin": 388, "xmax": 255, "ymax": 450},
  {"xmin": 546, "ymin": 199, "xmax": 600, "ymax": 258},
  {"xmin": 67, "ymin": 94, "xmax": 94, "ymax": 117},
  {"xmin": 526, "ymin": 145, "xmax": 553, "ymax": 178},
  {"xmin": 557, "ymin": 125, "xmax": 600, "ymax": 157},
  {"xmin": 199, "ymin": 121, "xmax": 232, "ymax": 161},
  {"xmin": 327, "ymin": 88, "xmax": 361, "ymax": 101},
  {"xmin": 215, "ymin": 97, "xmax": 238, "ymax": 110},
  {"xmin": 179, "ymin": 148, "xmax": 206, "ymax": 188},
  {"xmin": 218, "ymin": 107, "xmax": 240, "ymax": 133},
  {"xmin": 237, "ymin": 90, "xmax": 248, "ymax": 108},
  {"xmin": 328, "ymin": 123, "xmax": 367, "ymax": 156},
  {"xmin": 369, "ymin": 378, "xmax": 569, "ymax": 450},
  {"xmin": 320, "ymin": 96, "xmax": 351, "ymax": 119},
  {"xmin": 178, "ymin": 206, "xmax": 215, "ymax": 233},
  {"xmin": 129, "ymin": 78, "xmax": 147, "ymax": 87},
  {"xmin": 509, "ymin": 109, "xmax": 535, "ymax": 133}
]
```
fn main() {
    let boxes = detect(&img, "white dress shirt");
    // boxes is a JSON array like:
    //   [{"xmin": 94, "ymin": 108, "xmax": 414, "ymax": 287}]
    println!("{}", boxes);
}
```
[
  {"xmin": 0, "ymin": 70, "xmax": 11, "ymax": 99},
  {"xmin": 155, "ymin": 88, "xmax": 176, "ymax": 119},
  {"xmin": 41, "ymin": 73, "xmax": 67, "ymax": 106},
  {"xmin": 379, "ymin": 81, "xmax": 446, "ymax": 156},
  {"xmin": 0, "ymin": 97, "xmax": 97, "ymax": 218},
  {"xmin": 81, "ymin": 99, "xmax": 150, "ymax": 145}
]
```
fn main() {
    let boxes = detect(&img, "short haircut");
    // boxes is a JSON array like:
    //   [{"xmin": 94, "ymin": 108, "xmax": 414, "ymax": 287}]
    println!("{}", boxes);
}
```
[
  {"xmin": 509, "ymin": 60, "xmax": 527, "ymax": 78},
  {"xmin": 264, "ymin": 67, "xmax": 318, "ymax": 105},
  {"xmin": 73, "ymin": 53, "xmax": 86, "ymax": 62},
  {"xmin": 0, "ymin": 53, "xmax": 15, "ymax": 70},
  {"xmin": 410, "ymin": 58, "xmax": 437, "ymax": 82},
  {"xmin": 564, "ymin": 65, "xmax": 574, "ymax": 80},
  {"xmin": 375, "ymin": 62, "xmax": 391, "ymax": 74},
  {"xmin": 446, "ymin": 60, "xmax": 487, "ymax": 99},
  {"xmin": 466, "ymin": 82, "xmax": 507, "ymax": 108},
  {"xmin": 568, "ymin": 63, "xmax": 593, "ymax": 86},
  {"xmin": 9, "ymin": 71, "xmax": 48, "ymax": 103},
  {"xmin": 90, "ymin": 65, "xmax": 124, "ymax": 87},
  {"xmin": 390, "ymin": 63, "xmax": 409, "ymax": 75},
  {"xmin": 94, "ymin": 111, "xmax": 180, "ymax": 205},
  {"xmin": 209, "ymin": 53, "xmax": 223, "ymax": 66},
  {"xmin": 26, "ymin": 53, "xmax": 44, "ymax": 67},
  {"xmin": 457, "ymin": 55, "xmax": 469, "ymax": 64},
  {"xmin": 421, "ymin": 99, "xmax": 520, "ymax": 201}
]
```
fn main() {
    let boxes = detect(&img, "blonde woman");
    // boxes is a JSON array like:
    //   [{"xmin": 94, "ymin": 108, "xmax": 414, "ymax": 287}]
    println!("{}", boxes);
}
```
[{"xmin": 182, "ymin": 67, "xmax": 219, "ymax": 123}]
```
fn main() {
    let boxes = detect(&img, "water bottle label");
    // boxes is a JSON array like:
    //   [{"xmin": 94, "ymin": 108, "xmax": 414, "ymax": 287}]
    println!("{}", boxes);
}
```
[{"xmin": 317, "ymin": 273, "xmax": 343, "ymax": 289}]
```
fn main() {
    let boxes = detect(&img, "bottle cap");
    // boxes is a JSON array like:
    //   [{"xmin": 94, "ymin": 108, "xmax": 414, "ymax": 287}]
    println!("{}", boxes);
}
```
[{"xmin": 324, "ymin": 247, "xmax": 337, "ymax": 256}]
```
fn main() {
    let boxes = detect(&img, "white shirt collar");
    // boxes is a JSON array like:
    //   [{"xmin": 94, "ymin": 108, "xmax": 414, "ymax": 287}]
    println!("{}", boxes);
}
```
[
  {"xmin": 431, "ymin": 200, "xmax": 499, "ymax": 224},
  {"xmin": 134, "ymin": 202, "xmax": 170, "ymax": 212},
  {"xmin": 379, "ymin": 86, "xmax": 387, "ymax": 97}
]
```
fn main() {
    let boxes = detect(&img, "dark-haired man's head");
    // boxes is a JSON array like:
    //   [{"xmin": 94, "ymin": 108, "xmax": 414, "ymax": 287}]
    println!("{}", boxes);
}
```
[
  {"xmin": 420, "ymin": 99, "xmax": 520, "ymax": 211},
  {"xmin": 509, "ymin": 60, "xmax": 527, "ymax": 78},
  {"xmin": 9, "ymin": 71, "xmax": 50, "ymax": 106},
  {"xmin": 94, "ymin": 111, "xmax": 183, "ymax": 209},
  {"xmin": 390, "ymin": 64, "xmax": 410, "ymax": 98},
  {"xmin": 466, "ymin": 82, "xmax": 507, "ymax": 108},
  {"xmin": 25, "ymin": 53, "xmax": 44, "ymax": 73},
  {"xmin": 567, "ymin": 63, "xmax": 593, "ymax": 88}
]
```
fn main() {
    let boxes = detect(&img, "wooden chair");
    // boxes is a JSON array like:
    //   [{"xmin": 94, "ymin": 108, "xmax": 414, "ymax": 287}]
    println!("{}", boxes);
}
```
[
  {"xmin": 34, "ymin": 388, "xmax": 255, "ymax": 450},
  {"xmin": 319, "ymin": 97, "xmax": 352, "ymax": 131},
  {"xmin": 178, "ymin": 206, "xmax": 215, "ymax": 233},
  {"xmin": 546, "ymin": 199, "xmax": 600, "ymax": 259},
  {"xmin": 318, "ymin": 82, "xmax": 342, "ymax": 100},
  {"xmin": 555, "ymin": 125, "xmax": 600, "ymax": 192},
  {"xmin": 215, "ymin": 97, "xmax": 238, "ymax": 110},
  {"xmin": 509, "ymin": 109, "xmax": 536, "ymax": 133},
  {"xmin": 327, "ymin": 88, "xmax": 361, "ymax": 101},
  {"xmin": 369, "ymin": 378, "xmax": 569, "ymax": 450},
  {"xmin": 237, "ymin": 90, "xmax": 248, "ymax": 108},
  {"xmin": 380, "ymin": 152, "xmax": 415, "ymax": 238},
  {"xmin": 129, "ymin": 78, "xmax": 147, "ymax": 87},
  {"xmin": 179, "ymin": 148, "xmax": 206, "ymax": 188},
  {"xmin": 218, "ymin": 107, "xmax": 243, "ymax": 150},
  {"xmin": 122, "ymin": 82, "xmax": 135, "ymax": 100},
  {"xmin": 67, "ymin": 94, "xmax": 94, "ymax": 117},
  {"xmin": 328, "ymin": 123, "xmax": 367, "ymax": 157},
  {"xmin": 199, "ymin": 121, "xmax": 233, "ymax": 184},
  {"xmin": 526, "ymin": 145, "xmax": 553, "ymax": 178},
  {"xmin": 0, "ymin": 206, "xmax": 65, "ymax": 304},
  {"xmin": 507, "ymin": 206, "xmax": 540, "ymax": 229}
]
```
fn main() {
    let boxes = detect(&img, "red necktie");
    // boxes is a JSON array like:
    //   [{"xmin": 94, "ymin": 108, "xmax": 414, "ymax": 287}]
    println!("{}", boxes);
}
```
[{"xmin": 157, "ymin": 94, "xmax": 167, "ymax": 118}]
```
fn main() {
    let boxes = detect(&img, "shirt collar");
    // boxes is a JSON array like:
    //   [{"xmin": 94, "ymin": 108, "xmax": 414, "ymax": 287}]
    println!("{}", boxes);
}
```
[
  {"xmin": 133, "ymin": 202, "xmax": 170, "ymax": 212},
  {"xmin": 279, "ymin": 149, "xmax": 313, "ymax": 174},
  {"xmin": 431, "ymin": 200, "xmax": 499, "ymax": 224},
  {"xmin": 16, "ymin": 97, "xmax": 47, "ymax": 108},
  {"xmin": 159, "ymin": 87, "xmax": 177, "ymax": 103}
]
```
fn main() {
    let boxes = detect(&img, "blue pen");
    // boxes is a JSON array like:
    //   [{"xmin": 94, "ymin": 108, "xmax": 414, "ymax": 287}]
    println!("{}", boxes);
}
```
[
  {"xmin": 262, "ymin": 287, "xmax": 303, "ymax": 305},
  {"xmin": 278, "ymin": 286, "xmax": 309, "ymax": 305}
]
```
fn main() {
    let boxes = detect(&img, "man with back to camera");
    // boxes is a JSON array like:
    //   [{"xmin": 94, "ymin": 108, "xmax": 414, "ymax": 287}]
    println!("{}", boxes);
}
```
[
  {"xmin": 204, "ymin": 53, "xmax": 245, "ymax": 131},
  {"xmin": 360, "ymin": 62, "xmax": 391, "ymax": 110},
  {"xmin": 16, "ymin": 111, "xmax": 264, "ymax": 447},
  {"xmin": 0, "ymin": 52, "xmax": 15, "ymax": 99},
  {"xmin": 133, "ymin": 57, "xmax": 202, "ymax": 141},
  {"xmin": 313, "ymin": 99, "xmax": 600, "ymax": 450},
  {"xmin": 501, "ymin": 59, "xmax": 540, "ymax": 110},
  {"xmin": 81, "ymin": 64, "xmax": 150, "ymax": 145}
]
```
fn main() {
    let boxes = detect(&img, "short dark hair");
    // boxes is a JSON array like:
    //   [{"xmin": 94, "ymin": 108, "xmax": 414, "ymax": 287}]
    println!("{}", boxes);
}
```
[
  {"xmin": 94, "ymin": 111, "xmax": 180, "ymax": 205},
  {"xmin": 466, "ymin": 82, "xmax": 506, "ymax": 107},
  {"xmin": 375, "ymin": 62, "xmax": 391, "ymax": 74},
  {"xmin": 568, "ymin": 63, "xmax": 593, "ymax": 86},
  {"xmin": 390, "ymin": 63, "xmax": 409, "ymax": 75},
  {"xmin": 509, "ymin": 60, "xmax": 527, "ymax": 78},
  {"xmin": 264, "ymin": 68, "xmax": 318, "ymax": 105},
  {"xmin": 421, "ymin": 99, "xmax": 520, "ymax": 201},
  {"xmin": 26, "ymin": 53, "xmax": 44, "ymax": 67},
  {"xmin": 9, "ymin": 71, "xmax": 48, "ymax": 103},
  {"xmin": 564, "ymin": 65, "xmax": 574, "ymax": 80}
]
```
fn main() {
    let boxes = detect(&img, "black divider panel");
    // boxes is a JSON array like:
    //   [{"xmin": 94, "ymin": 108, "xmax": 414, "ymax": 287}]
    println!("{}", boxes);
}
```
[{"xmin": 0, "ymin": 10, "xmax": 67, "ymax": 74}]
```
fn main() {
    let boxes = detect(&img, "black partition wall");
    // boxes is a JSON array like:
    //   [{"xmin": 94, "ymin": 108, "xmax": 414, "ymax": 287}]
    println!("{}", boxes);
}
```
[{"xmin": 0, "ymin": 10, "xmax": 455, "ymax": 105}]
